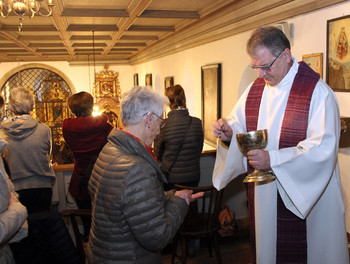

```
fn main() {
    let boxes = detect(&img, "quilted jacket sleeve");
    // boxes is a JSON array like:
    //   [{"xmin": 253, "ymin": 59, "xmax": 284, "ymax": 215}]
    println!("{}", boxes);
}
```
[
  {"xmin": 0, "ymin": 172, "xmax": 27, "ymax": 243},
  {"xmin": 122, "ymin": 161, "xmax": 188, "ymax": 251}
]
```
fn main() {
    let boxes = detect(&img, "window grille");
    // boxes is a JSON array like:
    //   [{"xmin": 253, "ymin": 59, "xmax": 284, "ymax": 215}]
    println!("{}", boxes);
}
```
[{"xmin": 0, "ymin": 67, "xmax": 74, "ymax": 164}]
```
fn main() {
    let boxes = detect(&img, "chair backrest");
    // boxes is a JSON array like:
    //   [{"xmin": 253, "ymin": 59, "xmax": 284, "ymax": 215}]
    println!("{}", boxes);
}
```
[
  {"xmin": 174, "ymin": 184, "xmax": 224, "ymax": 237},
  {"xmin": 61, "ymin": 209, "xmax": 92, "ymax": 261}
]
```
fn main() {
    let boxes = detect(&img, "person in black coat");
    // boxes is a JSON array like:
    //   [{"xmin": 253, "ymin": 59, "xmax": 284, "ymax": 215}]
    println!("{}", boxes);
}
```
[{"xmin": 154, "ymin": 84, "xmax": 204, "ymax": 191}]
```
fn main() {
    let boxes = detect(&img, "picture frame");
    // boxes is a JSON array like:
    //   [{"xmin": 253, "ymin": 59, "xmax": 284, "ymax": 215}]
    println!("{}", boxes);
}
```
[
  {"xmin": 133, "ymin": 73, "xmax": 139, "ymax": 86},
  {"xmin": 201, "ymin": 63, "xmax": 221, "ymax": 147},
  {"xmin": 145, "ymin": 73, "xmax": 152, "ymax": 86},
  {"xmin": 164, "ymin": 76, "xmax": 174, "ymax": 90},
  {"xmin": 326, "ymin": 15, "xmax": 350, "ymax": 91},
  {"xmin": 302, "ymin": 53, "xmax": 323, "ymax": 79}
]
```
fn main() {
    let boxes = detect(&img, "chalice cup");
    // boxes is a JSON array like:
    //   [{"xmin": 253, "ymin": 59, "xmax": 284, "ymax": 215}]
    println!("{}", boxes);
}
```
[{"xmin": 236, "ymin": 129, "xmax": 276, "ymax": 183}]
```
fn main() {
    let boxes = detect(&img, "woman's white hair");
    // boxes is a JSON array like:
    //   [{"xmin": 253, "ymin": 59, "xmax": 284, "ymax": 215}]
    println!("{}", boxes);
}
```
[
  {"xmin": 121, "ymin": 86, "xmax": 168, "ymax": 126},
  {"xmin": 9, "ymin": 87, "xmax": 34, "ymax": 115}
]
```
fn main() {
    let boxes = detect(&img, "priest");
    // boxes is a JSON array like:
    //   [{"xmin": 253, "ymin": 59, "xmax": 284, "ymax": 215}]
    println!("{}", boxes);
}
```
[{"xmin": 212, "ymin": 26, "xmax": 349, "ymax": 264}]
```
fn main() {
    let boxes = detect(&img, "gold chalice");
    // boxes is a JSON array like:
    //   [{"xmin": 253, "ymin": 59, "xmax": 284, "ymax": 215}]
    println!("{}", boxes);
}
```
[{"xmin": 236, "ymin": 129, "xmax": 275, "ymax": 183}]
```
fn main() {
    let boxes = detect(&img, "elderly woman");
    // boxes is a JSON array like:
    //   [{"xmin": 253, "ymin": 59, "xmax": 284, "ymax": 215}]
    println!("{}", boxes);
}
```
[
  {"xmin": 0, "ymin": 125, "xmax": 28, "ymax": 264},
  {"xmin": 154, "ymin": 84, "xmax": 204, "ymax": 191},
  {"xmin": 87, "ymin": 86, "xmax": 202, "ymax": 263},
  {"xmin": 63, "ymin": 91, "xmax": 113, "ymax": 239},
  {"xmin": 1, "ymin": 87, "xmax": 55, "ymax": 214}
]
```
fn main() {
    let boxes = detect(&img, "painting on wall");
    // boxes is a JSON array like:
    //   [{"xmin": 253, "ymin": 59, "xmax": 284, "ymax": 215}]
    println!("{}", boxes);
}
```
[
  {"xmin": 302, "ymin": 53, "xmax": 323, "ymax": 79},
  {"xmin": 201, "ymin": 63, "xmax": 221, "ymax": 147},
  {"xmin": 164, "ymin": 76, "xmax": 174, "ymax": 90},
  {"xmin": 327, "ymin": 15, "xmax": 350, "ymax": 91},
  {"xmin": 133, "ymin": 73, "xmax": 139, "ymax": 86},
  {"xmin": 145, "ymin": 74, "xmax": 152, "ymax": 86}
]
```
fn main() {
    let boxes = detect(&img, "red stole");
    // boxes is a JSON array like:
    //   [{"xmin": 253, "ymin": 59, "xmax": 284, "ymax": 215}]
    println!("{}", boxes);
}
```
[{"xmin": 245, "ymin": 61, "xmax": 319, "ymax": 264}]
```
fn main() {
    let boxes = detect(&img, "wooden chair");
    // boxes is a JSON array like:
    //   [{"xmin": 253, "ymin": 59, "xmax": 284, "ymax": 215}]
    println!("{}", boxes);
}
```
[
  {"xmin": 171, "ymin": 184, "xmax": 224, "ymax": 264},
  {"xmin": 61, "ymin": 209, "xmax": 92, "ymax": 261}
]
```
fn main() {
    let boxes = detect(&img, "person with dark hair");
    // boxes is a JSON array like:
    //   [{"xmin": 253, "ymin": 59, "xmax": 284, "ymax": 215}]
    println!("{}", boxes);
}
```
[
  {"xmin": 87, "ymin": 86, "xmax": 202, "ymax": 263},
  {"xmin": 154, "ymin": 84, "xmax": 204, "ymax": 191},
  {"xmin": 63, "ymin": 91, "xmax": 113, "ymax": 239},
  {"xmin": 212, "ymin": 26, "xmax": 349, "ymax": 264}
]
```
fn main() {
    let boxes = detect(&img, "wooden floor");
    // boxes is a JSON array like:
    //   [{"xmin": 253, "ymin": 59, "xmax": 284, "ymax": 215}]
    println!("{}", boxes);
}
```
[
  {"xmin": 161, "ymin": 230, "xmax": 250, "ymax": 264},
  {"xmin": 162, "ymin": 229, "xmax": 350, "ymax": 264}
]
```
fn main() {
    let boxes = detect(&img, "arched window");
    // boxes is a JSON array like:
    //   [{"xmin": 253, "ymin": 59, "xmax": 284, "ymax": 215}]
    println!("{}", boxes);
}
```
[{"xmin": 0, "ymin": 67, "xmax": 74, "ymax": 164}]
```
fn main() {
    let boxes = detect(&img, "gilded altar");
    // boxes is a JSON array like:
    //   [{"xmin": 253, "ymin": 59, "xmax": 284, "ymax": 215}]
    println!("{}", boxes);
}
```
[{"xmin": 92, "ymin": 66, "xmax": 122, "ymax": 128}]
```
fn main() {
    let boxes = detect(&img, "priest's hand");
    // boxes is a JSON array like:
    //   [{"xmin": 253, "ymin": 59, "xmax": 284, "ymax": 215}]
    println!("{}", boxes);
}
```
[
  {"xmin": 247, "ymin": 149, "xmax": 271, "ymax": 170},
  {"xmin": 212, "ymin": 118, "xmax": 233, "ymax": 142}
]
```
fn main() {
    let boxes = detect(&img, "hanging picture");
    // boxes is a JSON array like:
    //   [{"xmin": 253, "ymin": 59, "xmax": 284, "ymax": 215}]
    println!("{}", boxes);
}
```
[
  {"xmin": 327, "ymin": 15, "xmax": 350, "ymax": 91},
  {"xmin": 201, "ymin": 63, "xmax": 221, "ymax": 147},
  {"xmin": 145, "ymin": 74, "xmax": 152, "ymax": 86},
  {"xmin": 133, "ymin": 74, "xmax": 139, "ymax": 86},
  {"xmin": 164, "ymin": 76, "xmax": 174, "ymax": 90},
  {"xmin": 302, "ymin": 53, "xmax": 323, "ymax": 78}
]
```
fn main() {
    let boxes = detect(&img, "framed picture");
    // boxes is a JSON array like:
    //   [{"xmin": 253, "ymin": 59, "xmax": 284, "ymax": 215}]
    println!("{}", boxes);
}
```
[
  {"xmin": 201, "ymin": 63, "xmax": 221, "ymax": 147},
  {"xmin": 145, "ymin": 73, "xmax": 152, "ymax": 86},
  {"xmin": 327, "ymin": 15, "xmax": 350, "ymax": 91},
  {"xmin": 164, "ymin": 76, "xmax": 174, "ymax": 89},
  {"xmin": 133, "ymin": 73, "xmax": 138, "ymax": 86},
  {"xmin": 302, "ymin": 53, "xmax": 323, "ymax": 79}
]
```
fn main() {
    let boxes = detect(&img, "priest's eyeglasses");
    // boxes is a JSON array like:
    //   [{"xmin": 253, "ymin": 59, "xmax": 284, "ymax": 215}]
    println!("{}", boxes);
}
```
[
  {"xmin": 249, "ymin": 50, "xmax": 283, "ymax": 72},
  {"xmin": 143, "ymin": 111, "xmax": 166, "ymax": 128}
]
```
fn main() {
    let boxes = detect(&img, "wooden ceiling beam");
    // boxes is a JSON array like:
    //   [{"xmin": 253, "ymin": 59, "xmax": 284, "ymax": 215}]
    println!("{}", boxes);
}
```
[
  {"xmin": 67, "ymin": 24, "xmax": 118, "ymax": 31},
  {"xmin": 0, "ymin": 30, "xmax": 46, "ymax": 59},
  {"xmin": 72, "ymin": 43, "xmax": 107, "ymax": 47},
  {"xmin": 61, "ymin": 8, "xmax": 129, "ymax": 17},
  {"xmin": 139, "ymin": 10, "xmax": 199, "ymax": 19},
  {"xmin": 100, "ymin": 0, "xmax": 153, "ymax": 58},
  {"xmin": 70, "ymin": 35, "xmax": 111, "ymax": 41},
  {"xmin": 114, "ymin": 43, "xmax": 146, "ymax": 47},
  {"xmin": 0, "ymin": 49, "xmax": 29, "ymax": 52},
  {"xmin": 74, "ymin": 48, "xmax": 104, "ymax": 52},
  {"xmin": 28, "ymin": 43, "xmax": 65, "ymax": 47},
  {"xmin": 1, "ymin": 25, "xmax": 57, "ymax": 31},
  {"xmin": 127, "ymin": 25, "xmax": 174, "ymax": 32},
  {"xmin": 51, "ymin": 4, "xmax": 75, "ymax": 58},
  {"xmin": 36, "ymin": 48, "xmax": 68, "ymax": 52},
  {"xmin": 121, "ymin": 35, "xmax": 158, "ymax": 40},
  {"xmin": 110, "ymin": 48, "xmax": 139, "ymax": 51},
  {"xmin": 18, "ymin": 35, "xmax": 62, "ymax": 41}
]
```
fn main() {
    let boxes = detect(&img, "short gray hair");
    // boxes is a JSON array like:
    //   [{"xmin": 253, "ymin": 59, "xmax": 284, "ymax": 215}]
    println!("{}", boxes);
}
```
[
  {"xmin": 121, "ymin": 86, "xmax": 168, "ymax": 126},
  {"xmin": 247, "ymin": 26, "xmax": 290, "ymax": 57},
  {"xmin": 9, "ymin": 87, "xmax": 34, "ymax": 115}
]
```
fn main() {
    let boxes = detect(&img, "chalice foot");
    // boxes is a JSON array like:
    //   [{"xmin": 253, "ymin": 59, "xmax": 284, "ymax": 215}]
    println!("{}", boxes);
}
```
[{"xmin": 243, "ymin": 169, "xmax": 276, "ymax": 183}]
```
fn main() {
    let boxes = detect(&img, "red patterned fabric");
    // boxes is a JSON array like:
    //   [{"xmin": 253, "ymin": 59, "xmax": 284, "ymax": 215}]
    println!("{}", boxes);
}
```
[
  {"xmin": 276, "ymin": 61, "xmax": 319, "ymax": 264},
  {"xmin": 245, "ymin": 77, "xmax": 265, "ymax": 264},
  {"xmin": 245, "ymin": 61, "xmax": 319, "ymax": 264}
]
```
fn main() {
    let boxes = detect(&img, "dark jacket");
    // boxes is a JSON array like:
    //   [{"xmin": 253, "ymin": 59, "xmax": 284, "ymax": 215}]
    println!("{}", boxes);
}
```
[
  {"xmin": 87, "ymin": 129, "xmax": 188, "ymax": 264},
  {"xmin": 62, "ymin": 115, "xmax": 113, "ymax": 200},
  {"xmin": 154, "ymin": 109, "xmax": 204, "ymax": 185}
]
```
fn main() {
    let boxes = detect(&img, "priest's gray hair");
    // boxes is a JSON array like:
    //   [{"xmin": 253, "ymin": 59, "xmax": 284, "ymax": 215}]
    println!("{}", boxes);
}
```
[
  {"xmin": 9, "ymin": 87, "xmax": 34, "ymax": 115},
  {"xmin": 121, "ymin": 86, "xmax": 168, "ymax": 126},
  {"xmin": 247, "ymin": 26, "xmax": 290, "ymax": 57}
]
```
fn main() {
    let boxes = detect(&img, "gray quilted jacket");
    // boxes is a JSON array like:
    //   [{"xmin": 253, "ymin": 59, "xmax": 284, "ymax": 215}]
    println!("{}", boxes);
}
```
[{"xmin": 86, "ymin": 128, "xmax": 189, "ymax": 264}]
